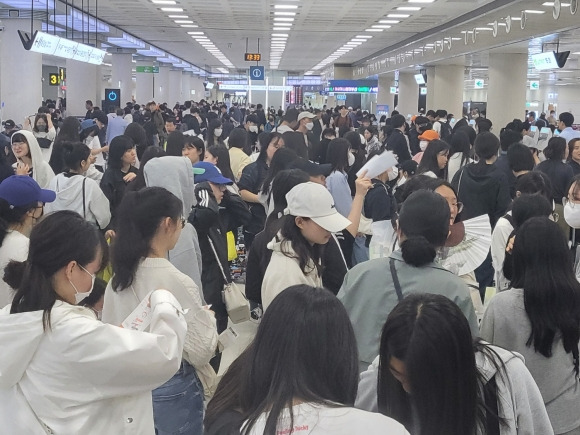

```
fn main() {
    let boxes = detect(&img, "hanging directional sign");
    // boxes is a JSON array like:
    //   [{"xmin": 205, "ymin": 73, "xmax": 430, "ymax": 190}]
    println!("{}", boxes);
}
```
[
  {"xmin": 136, "ymin": 66, "xmax": 159, "ymax": 73},
  {"xmin": 245, "ymin": 53, "xmax": 261, "ymax": 61},
  {"xmin": 474, "ymin": 79, "xmax": 485, "ymax": 89},
  {"xmin": 250, "ymin": 66, "xmax": 265, "ymax": 81},
  {"xmin": 48, "ymin": 73, "xmax": 60, "ymax": 86},
  {"xmin": 529, "ymin": 80, "xmax": 540, "ymax": 90}
]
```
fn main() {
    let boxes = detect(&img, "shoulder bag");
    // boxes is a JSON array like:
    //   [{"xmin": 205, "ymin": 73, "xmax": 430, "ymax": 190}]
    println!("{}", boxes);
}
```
[{"xmin": 207, "ymin": 236, "xmax": 250, "ymax": 324}]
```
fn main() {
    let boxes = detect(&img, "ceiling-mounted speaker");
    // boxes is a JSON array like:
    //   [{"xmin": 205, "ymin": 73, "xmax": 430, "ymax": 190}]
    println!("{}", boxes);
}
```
[
  {"xmin": 492, "ymin": 20, "xmax": 498, "ymax": 37},
  {"xmin": 472, "ymin": 28, "xmax": 477, "ymax": 43},
  {"xmin": 505, "ymin": 16, "xmax": 512, "ymax": 33},
  {"xmin": 553, "ymin": 0, "xmax": 561, "ymax": 19},
  {"xmin": 521, "ymin": 11, "xmax": 527, "ymax": 29},
  {"xmin": 571, "ymin": 0, "xmax": 578, "ymax": 14}
]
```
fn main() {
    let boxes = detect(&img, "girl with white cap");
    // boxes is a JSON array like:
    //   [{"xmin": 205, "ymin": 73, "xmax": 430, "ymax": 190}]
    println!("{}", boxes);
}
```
[{"xmin": 261, "ymin": 182, "xmax": 351, "ymax": 310}]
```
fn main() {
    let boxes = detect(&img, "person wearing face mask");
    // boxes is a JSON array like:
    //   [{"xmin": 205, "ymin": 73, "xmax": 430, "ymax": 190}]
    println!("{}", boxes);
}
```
[
  {"xmin": 44, "ymin": 142, "xmax": 111, "ymax": 229},
  {"xmin": 10, "ymin": 130, "xmax": 55, "ymax": 188},
  {"xmin": 386, "ymin": 114, "xmax": 411, "ymax": 163},
  {"xmin": 296, "ymin": 111, "xmax": 317, "ymax": 160},
  {"xmin": 242, "ymin": 114, "xmax": 260, "ymax": 151},
  {"xmin": 412, "ymin": 129, "xmax": 439, "ymax": 164},
  {"xmin": 24, "ymin": 113, "xmax": 56, "ymax": 162},
  {"xmin": 563, "ymin": 175, "xmax": 580, "ymax": 282},
  {"xmin": 207, "ymin": 119, "xmax": 224, "ymax": 148},
  {"xmin": 0, "ymin": 210, "xmax": 188, "ymax": 434},
  {"xmin": 0, "ymin": 175, "xmax": 55, "ymax": 307}
]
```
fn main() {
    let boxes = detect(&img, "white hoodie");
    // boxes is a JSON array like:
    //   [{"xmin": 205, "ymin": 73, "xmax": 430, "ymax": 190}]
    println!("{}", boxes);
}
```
[
  {"xmin": 11, "ymin": 130, "xmax": 55, "ymax": 188},
  {"xmin": 355, "ymin": 345, "xmax": 554, "ymax": 434},
  {"xmin": 44, "ymin": 173, "xmax": 111, "ymax": 229},
  {"xmin": 0, "ymin": 291, "xmax": 187, "ymax": 435}
]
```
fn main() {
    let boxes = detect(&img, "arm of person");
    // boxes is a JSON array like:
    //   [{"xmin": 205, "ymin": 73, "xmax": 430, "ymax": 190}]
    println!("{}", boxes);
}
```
[
  {"xmin": 239, "ymin": 189, "xmax": 260, "ymax": 203},
  {"xmin": 47, "ymin": 127, "xmax": 57, "ymax": 141},
  {"xmin": 188, "ymin": 182, "xmax": 220, "ymax": 232},
  {"xmin": 181, "ymin": 280, "xmax": 218, "ymax": 368},
  {"xmin": 89, "ymin": 182, "xmax": 112, "ymax": 229},
  {"xmin": 238, "ymin": 164, "xmax": 261, "ymax": 203},
  {"xmin": 345, "ymin": 173, "xmax": 373, "ymax": 237},
  {"xmin": 490, "ymin": 219, "xmax": 511, "ymax": 276},
  {"xmin": 63, "ymin": 290, "xmax": 187, "ymax": 400},
  {"xmin": 354, "ymin": 356, "xmax": 380, "ymax": 412},
  {"xmin": 236, "ymin": 155, "xmax": 251, "ymax": 181},
  {"xmin": 479, "ymin": 296, "xmax": 496, "ymax": 343},
  {"xmin": 504, "ymin": 355, "xmax": 555, "ymax": 434},
  {"xmin": 494, "ymin": 176, "xmax": 512, "ymax": 224}
]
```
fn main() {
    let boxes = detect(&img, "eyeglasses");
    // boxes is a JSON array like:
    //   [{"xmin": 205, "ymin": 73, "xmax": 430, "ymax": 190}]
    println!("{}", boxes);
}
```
[{"xmin": 451, "ymin": 201, "xmax": 464, "ymax": 214}]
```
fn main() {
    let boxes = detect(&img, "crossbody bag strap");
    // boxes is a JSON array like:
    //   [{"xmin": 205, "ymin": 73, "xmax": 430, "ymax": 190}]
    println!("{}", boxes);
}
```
[
  {"xmin": 457, "ymin": 167, "xmax": 465, "ymax": 198},
  {"xmin": 389, "ymin": 257, "xmax": 404, "ymax": 302},
  {"xmin": 82, "ymin": 177, "xmax": 86, "ymax": 219},
  {"xmin": 207, "ymin": 236, "xmax": 229, "ymax": 283}
]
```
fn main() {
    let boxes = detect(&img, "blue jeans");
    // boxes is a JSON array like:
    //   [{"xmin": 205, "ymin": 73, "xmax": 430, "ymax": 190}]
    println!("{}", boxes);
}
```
[
  {"xmin": 153, "ymin": 361, "xmax": 204, "ymax": 435},
  {"xmin": 352, "ymin": 235, "xmax": 369, "ymax": 266}
]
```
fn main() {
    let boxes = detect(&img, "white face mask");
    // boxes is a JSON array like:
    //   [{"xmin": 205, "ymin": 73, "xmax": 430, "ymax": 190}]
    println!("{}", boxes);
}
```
[
  {"xmin": 249, "ymin": 125, "xmax": 259, "ymax": 133},
  {"xmin": 70, "ymin": 264, "xmax": 96, "ymax": 304},
  {"xmin": 564, "ymin": 202, "xmax": 580, "ymax": 228},
  {"xmin": 348, "ymin": 152, "xmax": 355, "ymax": 167},
  {"xmin": 420, "ymin": 140, "xmax": 429, "ymax": 151},
  {"xmin": 306, "ymin": 122, "xmax": 314, "ymax": 131},
  {"xmin": 214, "ymin": 128, "xmax": 223, "ymax": 137},
  {"xmin": 388, "ymin": 166, "xmax": 399, "ymax": 181}
]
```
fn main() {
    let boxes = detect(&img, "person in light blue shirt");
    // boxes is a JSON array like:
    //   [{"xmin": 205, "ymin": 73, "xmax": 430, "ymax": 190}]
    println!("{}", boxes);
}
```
[
  {"xmin": 325, "ymin": 138, "xmax": 353, "ymax": 218},
  {"xmin": 557, "ymin": 112, "xmax": 580, "ymax": 144},
  {"xmin": 105, "ymin": 108, "xmax": 129, "ymax": 145}
]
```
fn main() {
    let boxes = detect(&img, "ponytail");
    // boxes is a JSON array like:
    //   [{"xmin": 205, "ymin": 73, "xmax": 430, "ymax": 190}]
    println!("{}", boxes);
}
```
[
  {"xmin": 3, "ymin": 259, "xmax": 26, "ymax": 290},
  {"xmin": 62, "ymin": 142, "xmax": 90, "ymax": 172},
  {"xmin": 400, "ymin": 236, "xmax": 437, "ymax": 267}
]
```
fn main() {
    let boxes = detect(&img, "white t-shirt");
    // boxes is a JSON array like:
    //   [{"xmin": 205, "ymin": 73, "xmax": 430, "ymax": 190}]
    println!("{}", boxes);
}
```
[
  {"xmin": 244, "ymin": 403, "xmax": 409, "ymax": 435},
  {"xmin": 85, "ymin": 135, "xmax": 106, "ymax": 168},
  {"xmin": 0, "ymin": 230, "xmax": 29, "ymax": 308}
]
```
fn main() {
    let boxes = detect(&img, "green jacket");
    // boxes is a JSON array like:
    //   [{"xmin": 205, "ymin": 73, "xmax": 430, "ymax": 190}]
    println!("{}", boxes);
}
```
[{"xmin": 337, "ymin": 250, "xmax": 479, "ymax": 369}]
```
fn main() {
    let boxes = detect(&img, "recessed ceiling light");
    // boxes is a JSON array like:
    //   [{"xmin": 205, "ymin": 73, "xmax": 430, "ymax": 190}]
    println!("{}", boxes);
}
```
[
  {"xmin": 408, "ymin": 0, "xmax": 434, "ymax": 2},
  {"xmin": 356, "ymin": 35, "xmax": 373, "ymax": 39},
  {"xmin": 397, "ymin": 6, "xmax": 421, "ymax": 10},
  {"xmin": 271, "ymin": 37, "xmax": 287, "ymax": 40},
  {"xmin": 273, "ymin": 27, "xmax": 291, "ymax": 30},
  {"xmin": 387, "ymin": 13, "xmax": 410, "ymax": 17},
  {"xmin": 379, "ymin": 20, "xmax": 400, "ymax": 23},
  {"xmin": 168, "ymin": 15, "xmax": 188, "ymax": 18},
  {"xmin": 351, "ymin": 39, "xmax": 367, "ymax": 42},
  {"xmin": 475, "ymin": 27, "xmax": 493, "ymax": 30},
  {"xmin": 188, "ymin": 31, "xmax": 204, "ymax": 34},
  {"xmin": 274, "ymin": 11, "xmax": 296, "ymax": 15},
  {"xmin": 180, "ymin": 24, "xmax": 198, "ymax": 27},
  {"xmin": 160, "ymin": 7, "xmax": 183, "ymax": 11},
  {"xmin": 542, "ymin": 1, "xmax": 571, "ymax": 5},
  {"xmin": 274, "ymin": 4, "xmax": 298, "ymax": 8},
  {"xmin": 524, "ymin": 9, "xmax": 545, "ymax": 13},
  {"xmin": 152, "ymin": 0, "xmax": 176, "ymax": 4},
  {"xmin": 174, "ymin": 20, "xmax": 193, "ymax": 23},
  {"xmin": 274, "ymin": 22, "xmax": 292, "ymax": 26},
  {"xmin": 274, "ymin": 17, "xmax": 294, "ymax": 22},
  {"xmin": 272, "ymin": 33, "xmax": 289, "ymax": 37},
  {"xmin": 372, "ymin": 25, "xmax": 392, "ymax": 28},
  {"xmin": 366, "ymin": 28, "xmax": 384, "ymax": 32}
]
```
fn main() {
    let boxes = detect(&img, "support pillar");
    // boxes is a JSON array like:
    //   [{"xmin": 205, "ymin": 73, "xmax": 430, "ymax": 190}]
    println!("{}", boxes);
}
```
[
  {"xmin": 111, "ymin": 53, "xmax": 133, "ymax": 107},
  {"xmin": 377, "ymin": 73, "xmax": 395, "ymax": 114},
  {"xmin": 181, "ymin": 72, "xmax": 192, "ymax": 102},
  {"xmin": 397, "ymin": 73, "xmax": 419, "ymax": 117},
  {"xmin": 66, "ymin": 59, "xmax": 99, "ymax": 116},
  {"xmin": 0, "ymin": 19, "xmax": 43, "ymax": 122},
  {"xmin": 156, "ymin": 66, "xmax": 171, "ymax": 104},
  {"xmin": 487, "ymin": 53, "xmax": 527, "ymax": 131},
  {"xmin": 426, "ymin": 65, "xmax": 464, "ymax": 117},
  {"xmin": 168, "ymin": 69, "xmax": 182, "ymax": 106},
  {"xmin": 135, "ymin": 61, "xmax": 154, "ymax": 104}
]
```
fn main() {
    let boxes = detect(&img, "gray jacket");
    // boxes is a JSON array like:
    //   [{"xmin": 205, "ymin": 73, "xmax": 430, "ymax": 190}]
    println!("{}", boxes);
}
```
[
  {"xmin": 338, "ymin": 250, "xmax": 479, "ymax": 369},
  {"xmin": 481, "ymin": 288, "xmax": 580, "ymax": 434}
]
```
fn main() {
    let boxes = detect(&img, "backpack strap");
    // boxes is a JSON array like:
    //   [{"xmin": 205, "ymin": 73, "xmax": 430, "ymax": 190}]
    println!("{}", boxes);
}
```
[
  {"xmin": 389, "ymin": 258, "xmax": 404, "ymax": 301},
  {"xmin": 82, "ymin": 177, "xmax": 86, "ymax": 219}
]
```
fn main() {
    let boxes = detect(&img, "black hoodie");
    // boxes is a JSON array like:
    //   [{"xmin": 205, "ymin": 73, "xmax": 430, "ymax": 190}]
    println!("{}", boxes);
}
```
[{"xmin": 452, "ymin": 162, "xmax": 511, "ymax": 227}]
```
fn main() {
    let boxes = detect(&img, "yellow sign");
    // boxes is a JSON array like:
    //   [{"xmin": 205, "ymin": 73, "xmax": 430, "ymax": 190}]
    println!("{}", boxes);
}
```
[
  {"xmin": 48, "ymin": 73, "xmax": 59, "ymax": 86},
  {"xmin": 244, "ymin": 53, "xmax": 261, "ymax": 61}
]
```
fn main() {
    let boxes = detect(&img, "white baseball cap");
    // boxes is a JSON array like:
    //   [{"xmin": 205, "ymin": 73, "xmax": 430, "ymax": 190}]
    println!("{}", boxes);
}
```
[
  {"xmin": 284, "ymin": 182, "xmax": 351, "ymax": 232},
  {"xmin": 297, "ymin": 111, "xmax": 316, "ymax": 122}
]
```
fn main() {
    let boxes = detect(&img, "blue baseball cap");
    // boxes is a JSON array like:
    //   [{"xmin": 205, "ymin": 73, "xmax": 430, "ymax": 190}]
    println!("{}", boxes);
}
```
[
  {"xmin": 193, "ymin": 162, "xmax": 233, "ymax": 185},
  {"xmin": 0, "ymin": 176, "xmax": 56, "ymax": 207}
]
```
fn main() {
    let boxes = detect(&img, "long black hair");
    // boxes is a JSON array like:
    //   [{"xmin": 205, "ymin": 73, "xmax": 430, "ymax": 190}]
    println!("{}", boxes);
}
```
[
  {"xmin": 398, "ymin": 190, "xmax": 450, "ymax": 267},
  {"xmin": 108, "ymin": 136, "xmax": 135, "ymax": 170},
  {"xmin": 206, "ymin": 144, "xmax": 236, "ymax": 182},
  {"xmin": 7, "ymin": 211, "xmax": 105, "ymax": 330},
  {"xmin": 126, "ymin": 147, "xmax": 167, "ymax": 192},
  {"xmin": 417, "ymin": 139, "xmax": 449, "ymax": 179},
  {"xmin": 378, "ymin": 293, "xmax": 505, "ymax": 435},
  {"xmin": 544, "ymin": 136, "xmax": 567, "ymax": 161},
  {"xmin": 207, "ymin": 118, "xmax": 223, "ymax": 147},
  {"xmin": 327, "ymin": 138, "xmax": 350, "ymax": 173},
  {"xmin": 259, "ymin": 147, "xmax": 299, "ymax": 196},
  {"xmin": 257, "ymin": 132, "xmax": 282, "ymax": 163},
  {"xmin": 510, "ymin": 217, "xmax": 580, "ymax": 375},
  {"xmin": 62, "ymin": 142, "xmax": 91, "ymax": 172},
  {"xmin": 49, "ymin": 116, "xmax": 81, "ymax": 173},
  {"xmin": 240, "ymin": 285, "xmax": 359, "ymax": 435},
  {"xmin": 165, "ymin": 131, "xmax": 185, "ymax": 157},
  {"xmin": 281, "ymin": 131, "xmax": 308, "ymax": 159},
  {"xmin": 124, "ymin": 122, "xmax": 148, "ymax": 160},
  {"xmin": 449, "ymin": 130, "xmax": 471, "ymax": 167},
  {"xmin": 280, "ymin": 213, "xmax": 325, "ymax": 276},
  {"xmin": 111, "ymin": 187, "xmax": 183, "ymax": 291}
]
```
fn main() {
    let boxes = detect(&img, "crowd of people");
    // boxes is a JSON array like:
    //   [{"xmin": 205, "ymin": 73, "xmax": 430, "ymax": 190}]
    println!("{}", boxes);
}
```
[{"xmin": 0, "ymin": 96, "xmax": 578, "ymax": 435}]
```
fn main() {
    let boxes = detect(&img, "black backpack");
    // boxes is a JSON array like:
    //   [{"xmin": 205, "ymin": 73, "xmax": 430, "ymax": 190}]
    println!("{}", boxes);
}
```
[{"xmin": 440, "ymin": 121, "xmax": 453, "ymax": 141}]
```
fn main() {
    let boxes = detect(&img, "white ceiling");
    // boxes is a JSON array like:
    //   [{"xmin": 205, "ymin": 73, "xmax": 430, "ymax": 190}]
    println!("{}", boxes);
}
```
[{"xmin": 0, "ymin": 0, "xmax": 501, "ymax": 74}]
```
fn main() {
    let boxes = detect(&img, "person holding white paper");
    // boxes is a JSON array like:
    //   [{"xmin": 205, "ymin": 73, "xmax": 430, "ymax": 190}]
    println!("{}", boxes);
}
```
[{"xmin": 0, "ymin": 211, "xmax": 187, "ymax": 435}]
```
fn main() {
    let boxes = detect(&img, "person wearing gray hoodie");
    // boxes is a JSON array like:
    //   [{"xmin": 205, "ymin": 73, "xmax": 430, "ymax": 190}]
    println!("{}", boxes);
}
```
[{"xmin": 144, "ymin": 156, "xmax": 204, "ymax": 292}]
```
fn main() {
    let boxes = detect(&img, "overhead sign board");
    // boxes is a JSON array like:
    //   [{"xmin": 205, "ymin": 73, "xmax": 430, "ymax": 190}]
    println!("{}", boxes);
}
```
[
  {"xmin": 474, "ymin": 79, "xmax": 485, "ymax": 89},
  {"xmin": 48, "ymin": 73, "xmax": 59, "ymax": 86},
  {"xmin": 327, "ymin": 86, "xmax": 378, "ymax": 94},
  {"xmin": 24, "ymin": 31, "xmax": 106, "ymax": 65},
  {"xmin": 136, "ymin": 66, "xmax": 159, "ymax": 73},
  {"xmin": 249, "ymin": 66, "xmax": 265, "ymax": 81},
  {"xmin": 531, "ymin": 51, "xmax": 559, "ymax": 70},
  {"xmin": 218, "ymin": 84, "xmax": 293, "ymax": 91},
  {"xmin": 244, "ymin": 53, "xmax": 261, "ymax": 61},
  {"xmin": 420, "ymin": 87, "xmax": 428, "ymax": 95},
  {"xmin": 529, "ymin": 80, "xmax": 540, "ymax": 90},
  {"xmin": 390, "ymin": 86, "xmax": 398, "ymax": 94}
]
